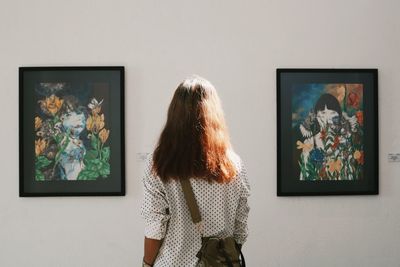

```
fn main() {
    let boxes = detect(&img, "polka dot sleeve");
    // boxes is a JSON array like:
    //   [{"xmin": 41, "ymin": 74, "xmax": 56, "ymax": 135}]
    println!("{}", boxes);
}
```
[
  {"xmin": 233, "ymin": 160, "xmax": 251, "ymax": 245},
  {"xmin": 140, "ymin": 157, "xmax": 171, "ymax": 240}
]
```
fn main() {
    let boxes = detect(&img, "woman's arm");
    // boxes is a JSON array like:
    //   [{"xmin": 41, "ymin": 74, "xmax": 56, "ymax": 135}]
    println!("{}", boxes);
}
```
[
  {"xmin": 141, "ymin": 157, "xmax": 170, "ymax": 266},
  {"xmin": 233, "ymin": 160, "xmax": 250, "ymax": 245},
  {"xmin": 143, "ymin": 237, "xmax": 162, "ymax": 266}
]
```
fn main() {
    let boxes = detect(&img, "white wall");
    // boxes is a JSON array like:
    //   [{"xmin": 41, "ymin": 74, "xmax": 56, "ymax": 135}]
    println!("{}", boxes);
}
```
[{"xmin": 1, "ymin": 0, "xmax": 399, "ymax": 266}]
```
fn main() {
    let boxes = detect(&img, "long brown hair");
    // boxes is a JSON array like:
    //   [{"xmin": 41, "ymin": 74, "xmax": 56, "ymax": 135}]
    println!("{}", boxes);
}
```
[{"xmin": 152, "ymin": 76, "xmax": 237, "ymax": 183}]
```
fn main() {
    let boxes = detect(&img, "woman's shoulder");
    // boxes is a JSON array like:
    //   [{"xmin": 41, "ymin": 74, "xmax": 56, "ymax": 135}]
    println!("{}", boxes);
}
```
[
  {"xmin": 227, "ymin": 150, "xmax": 250, "ymax": 195},
  {"xmin": 142, "ymin": 153, "xmax": 163, "ymax": 184},
  {"xmin": 227, "ymin": 149, "xmax": 245, "ymax": 175}
]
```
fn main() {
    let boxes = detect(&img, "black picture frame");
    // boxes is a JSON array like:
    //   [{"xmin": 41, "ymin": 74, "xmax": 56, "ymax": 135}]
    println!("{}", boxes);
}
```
[
  {"xmin": 19, "ymin": 66, "xmax": 125, "ymax": 196},
  {"xmin": 277, "ymin": 69, "xmax": 378, "ymax": 196}
]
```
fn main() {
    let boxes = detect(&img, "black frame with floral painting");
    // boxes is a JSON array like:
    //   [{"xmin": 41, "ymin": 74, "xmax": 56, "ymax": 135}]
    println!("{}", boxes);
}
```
[
  {"xmin": 277, "ymin": 69, "xmax": 378, "ymax": 196},
  {"xmin": 19, "ymin": 67, "xmax": 125, "ymax": 196}
]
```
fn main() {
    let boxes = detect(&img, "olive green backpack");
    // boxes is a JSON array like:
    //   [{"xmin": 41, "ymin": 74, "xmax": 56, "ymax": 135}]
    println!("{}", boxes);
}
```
[{"xmin": 180, "ymin": 179, "xmax": 246, "ymax": 267}]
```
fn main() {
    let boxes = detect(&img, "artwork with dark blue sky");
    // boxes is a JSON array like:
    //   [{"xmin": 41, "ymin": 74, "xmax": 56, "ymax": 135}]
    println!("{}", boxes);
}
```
[{"xmin": 291, "ymin": 84, "xmax": 325, "ymax": 128}]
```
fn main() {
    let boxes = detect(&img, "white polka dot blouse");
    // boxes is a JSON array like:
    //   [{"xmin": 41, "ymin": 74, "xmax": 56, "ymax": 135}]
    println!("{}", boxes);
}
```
[{"xmin": 141, "ymin": 151, "xmax": 250, "ymax": 266}]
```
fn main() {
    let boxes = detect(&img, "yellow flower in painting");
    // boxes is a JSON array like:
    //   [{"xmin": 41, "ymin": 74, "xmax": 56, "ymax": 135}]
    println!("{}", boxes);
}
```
[
  {"xmin": 35, "ymin": 117, "xmax": 42, "ymax": 130},
  {"xmin": 354, "ymin": 150, "xmax": 364, "ymax": 165},
  {"xmin": 95, "ymin": 114, "xmax": 105, "ymax": 131},
  {"xmin": 99, "ymin": 128, "xmax": 110, "ymax": 144},
  {"xmin": 38, "ymin": 94, "xmax": 63, "ymax": 116},
  {"xmin": 86, "ymin": 115, "xmax": 94, "ymax": 131},
  {"xmin": 327, "ymin": 159, "xmax": 342, "ymax": 173},
  {"xmin": 35, "ymin": 139, "xmax": 47, "ymax": 156},
  {"xmin": 86, "ymin": 114, "xmax": 105, "ymax": 133},
  {"xmin": 92, "ymin": 106, "xmax": 101, "ymax": 115},
  {"xmin": 296, "ymin": 140, "xmax": 313, "ymax": 153}
]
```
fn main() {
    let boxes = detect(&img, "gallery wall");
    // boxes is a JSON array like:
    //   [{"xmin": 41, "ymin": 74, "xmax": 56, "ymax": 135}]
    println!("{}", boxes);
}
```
[{"xmin": 1, "ymin": 0, "xmax": 400, "ymax": 266}]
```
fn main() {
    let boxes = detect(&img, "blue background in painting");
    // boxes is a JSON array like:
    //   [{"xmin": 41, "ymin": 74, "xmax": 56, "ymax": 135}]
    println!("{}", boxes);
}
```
[{"xmin": 291, "ymin": 84, "xmax": 325, "ymax": 128}]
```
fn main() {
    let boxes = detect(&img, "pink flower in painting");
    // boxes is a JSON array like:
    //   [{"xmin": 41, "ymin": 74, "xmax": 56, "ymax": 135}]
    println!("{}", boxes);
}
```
[
  {"xmin": 347, "ymin": 92, "xmax": 360, "ymax": 108},
  {"xmin": 320, "ymin": 129, "xmax": 327, "ymax": 141},
  {"xmin": 332, "ymin": 136, "xmax": 340, "ymax": 149},
  {"xmin": 319, "ymin": 166, "xmax": 327, "ymax": 179}
]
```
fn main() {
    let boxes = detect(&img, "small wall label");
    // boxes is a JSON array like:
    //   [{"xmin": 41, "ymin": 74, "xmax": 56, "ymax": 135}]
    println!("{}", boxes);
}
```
[{"xmin": 388, "ymin": 153, "xmax": 400, "ymax": 162}]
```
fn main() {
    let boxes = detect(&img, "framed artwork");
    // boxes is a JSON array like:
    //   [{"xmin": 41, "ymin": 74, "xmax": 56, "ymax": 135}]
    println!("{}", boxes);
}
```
[
  {"xmin": 19, "ymin": 67, "xmax": 125, "ymax": 196},
  {"xmin": 277, "ymin": 69, "xmax": 378, "ymax": 196}
]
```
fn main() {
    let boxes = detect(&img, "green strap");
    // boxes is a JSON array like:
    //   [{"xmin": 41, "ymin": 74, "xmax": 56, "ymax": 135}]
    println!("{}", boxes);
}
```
[{"xmin": 179, "ymin": 179, "xmax": 202, "ymax": 224}]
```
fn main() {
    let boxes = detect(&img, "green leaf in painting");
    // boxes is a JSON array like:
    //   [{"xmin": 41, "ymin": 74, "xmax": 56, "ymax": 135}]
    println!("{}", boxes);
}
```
[
  {"xmin": 77, "ymin": 169, "xmax": 99, "ymax": 180},
  {"xmin": 85, "ymin": 150, "xmax": 98, "ymax": 160},
  {"xmin": 35, "ymin": 156, "xmax": 52, "ymax": 170},
  {"xmin": 98, "ymin": 161, "xmax": 110, "ymax": 178},
  {"xmin": 77, "ymin": 171, "xmax": 86, "ymax": 180},
  {"xmin": 99, "ymin": 166, "xmax": 110, "ymax": 178},
  {"xmin": 92, "ymin": 159, "xmax": 102, "ymax": 169},
  {"xmin": 101, "ymin": 147, "xmax": 111, "ymax": 161},
  {"xmin": 35, "ymin": 169, "xmax": 45, "ymax": 181},
  {"xmin": 91, "ymin": 135, "xmax": 99, "ymax": 150},
  {"xmin": 85, "ymin": 160, "xmax": 98, "ymax": 171},
  {"xmin": 53, "ymin": 133, "xmax": 63, "ymax": 145}
]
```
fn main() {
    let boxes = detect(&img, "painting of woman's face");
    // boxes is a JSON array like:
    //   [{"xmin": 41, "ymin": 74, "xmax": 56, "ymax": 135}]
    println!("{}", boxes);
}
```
[
  {"xmin": 20, "ymin": 67, "xmax": 125, "ymax": 196},
  {"xmin": 316, "ymin": 105, "xmax": 339, "ymax": 129},
  {"xmin": 34, "ymin": 91, "xmax": 111, "ymax": 182},
  {"xmin": 292, "ymin": 84, "xmax": 364, "ymax": 182},
  {"xmin": 61, "ymin": 111, "xmax": 86, "ymax": 137},
  {"xmin": 278, "ymin": 69, "xmax": 378, "ymax": 195}
]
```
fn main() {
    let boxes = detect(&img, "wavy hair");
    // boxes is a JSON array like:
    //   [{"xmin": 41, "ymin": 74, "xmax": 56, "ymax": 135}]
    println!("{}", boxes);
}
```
[{"xmin": 152, "ymin": 76, "xmax": 237, "ymax": 183}]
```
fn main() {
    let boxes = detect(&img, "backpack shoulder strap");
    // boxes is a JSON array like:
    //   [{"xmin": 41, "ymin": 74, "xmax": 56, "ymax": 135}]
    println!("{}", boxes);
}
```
[{"xmin": 179, "ymin": 178, "xmax": 203, "ymax": 229}]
